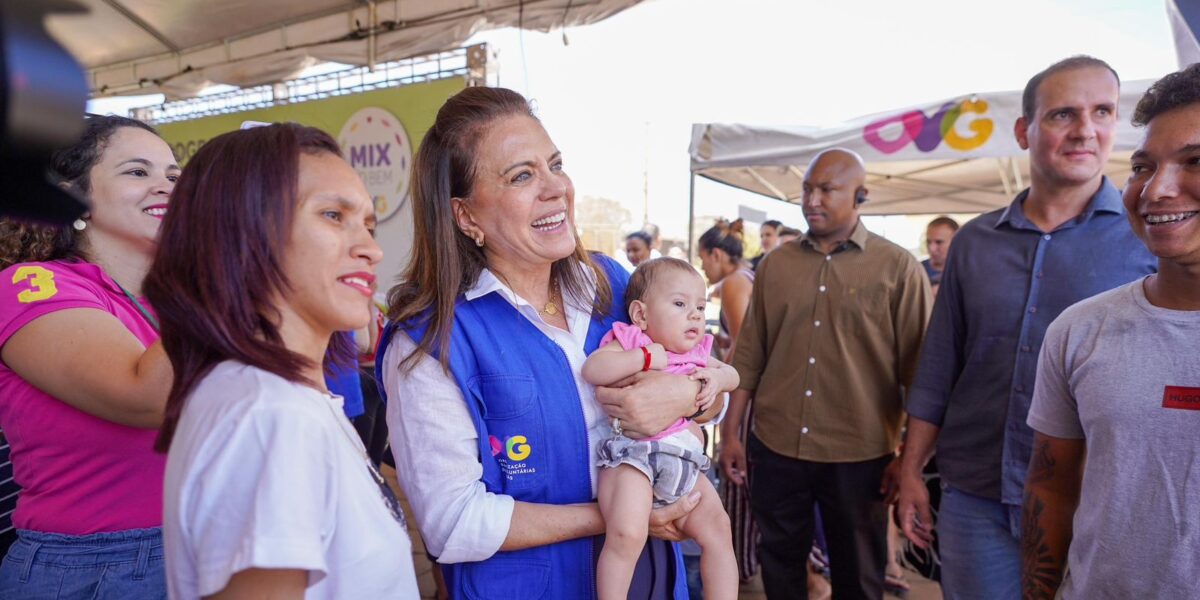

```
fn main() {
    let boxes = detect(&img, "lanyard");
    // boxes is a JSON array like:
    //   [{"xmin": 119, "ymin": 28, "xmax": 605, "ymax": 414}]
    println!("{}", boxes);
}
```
[
  {"xmin": 115, "ymin": 283, "xmax": 160, "ymax": 333},
  {"xmin": 320, "ymin": 390, "xmax": 408, "ymax": 528}
]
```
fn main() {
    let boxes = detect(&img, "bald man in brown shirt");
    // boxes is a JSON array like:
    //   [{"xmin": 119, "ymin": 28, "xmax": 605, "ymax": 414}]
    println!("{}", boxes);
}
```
[{"xmin": 720, "ymin": 149, "xmax": 931, "ymax": 600}]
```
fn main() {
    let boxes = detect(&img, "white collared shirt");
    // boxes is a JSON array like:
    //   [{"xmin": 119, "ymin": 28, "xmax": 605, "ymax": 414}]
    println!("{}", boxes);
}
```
[{"xmin": 382, "ymin": 268, "xmax": 610, "ymax": 564}]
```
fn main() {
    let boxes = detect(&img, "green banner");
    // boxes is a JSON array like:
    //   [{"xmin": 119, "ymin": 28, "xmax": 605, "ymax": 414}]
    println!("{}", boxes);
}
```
[
  {"xmin": 157, "ymin": 76, "xmax": 467, "ymax": 286},
  {"xmin": 158, "ymin": 76, "xmax": 464, "ymax": 165}
]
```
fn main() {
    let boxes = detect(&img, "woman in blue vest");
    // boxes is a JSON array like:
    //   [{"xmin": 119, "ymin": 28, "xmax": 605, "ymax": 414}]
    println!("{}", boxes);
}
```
[{"xmin": 378, "ymin": 87, "xmax": 717, "ymax": 599}]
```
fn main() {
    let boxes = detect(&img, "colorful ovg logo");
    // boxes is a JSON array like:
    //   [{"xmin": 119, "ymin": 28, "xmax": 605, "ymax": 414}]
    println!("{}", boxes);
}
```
[
  {"xmin": 862, "ymin": 98, "xmax": 993, "ymax": 155},
  {"xmin": 337, "ymin": 107, "xmax": 413, "ymax": 223},
  {"xmin": 488, "ymin": 434, "xmax": 532, "ymax": 461},
  {"xmin": 505, "ymin": 435, "xmax": 531, "ymax": 461}
]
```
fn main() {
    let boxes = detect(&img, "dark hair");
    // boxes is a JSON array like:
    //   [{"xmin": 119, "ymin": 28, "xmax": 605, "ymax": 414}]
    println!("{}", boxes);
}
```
[
  {"xmin": 1132, "ymin": 63, "xmax": 1200, "ymax": 127},
  {"xmin": 624, "ymin": 257, "xmax": 702, "ymax": 317},
  {"xmin": 762, "ymin": 220, "xmax": 783, "ymax": 230},
  {"xmin": 0, "ymin": 115, "xmax": 159, "ymax": 271},
  {"xmin": 625, "ymin": 230, "xmax": 652, "ymax": 247},
  {"xmin": 144, "ymin": 123, "xmax": 354, "ymax": 452},
  {"xmin": 641, "ymin": 222, "xmax": 660, "ymax": 241},
  {"xmin": 1022, "ymin": 55, "xmax": 1119, "ymax": 122},
  {"xmin": 927, "ymin": 216, "xmax": 960, "ymax": 232},
  {"xmin": 697, "ymin": 218, "xmax": 744, "ymax": 261},
  {"xmin": 386, "ymin": 86, "xmax": 613, "ymax": 370}
]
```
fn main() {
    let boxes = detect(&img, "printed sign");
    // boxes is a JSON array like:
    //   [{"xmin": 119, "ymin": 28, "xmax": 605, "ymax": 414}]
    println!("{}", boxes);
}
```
[
  {"xmin": 338, "ymin": 107, "xmax": 413, "ymax": 223},
  {"xmin": 863, "ymin": 98, "xmax": 994, "ymax": 155},
  {"xmin": 155, "ymin": 76, "xmax": 467, "ymax": 286}
]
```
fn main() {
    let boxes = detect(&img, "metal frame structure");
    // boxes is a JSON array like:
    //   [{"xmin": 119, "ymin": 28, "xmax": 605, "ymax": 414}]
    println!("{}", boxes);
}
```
[{"xmin": 134, "ymin": 44, "xmax": 486, "ymax": 124}]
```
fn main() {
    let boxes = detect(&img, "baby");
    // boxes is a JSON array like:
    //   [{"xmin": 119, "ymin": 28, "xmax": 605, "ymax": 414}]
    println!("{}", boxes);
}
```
[{"xmin": 582, "ymin": 257, "xmax": 738, "ymax": 600}]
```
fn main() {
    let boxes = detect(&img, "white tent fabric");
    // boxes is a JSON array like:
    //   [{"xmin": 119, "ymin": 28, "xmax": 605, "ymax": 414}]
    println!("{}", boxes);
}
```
[
  {"xmin": 689, "ymin": 80, "xmax": 1151, "ymax": 216},
  {"xmin": 1168, "ymin": 0, "xmax": 1200, "ymax": 68},
  {"xmin": 46, "ymin": 0, "xmax": 643, "ymax": 99}
]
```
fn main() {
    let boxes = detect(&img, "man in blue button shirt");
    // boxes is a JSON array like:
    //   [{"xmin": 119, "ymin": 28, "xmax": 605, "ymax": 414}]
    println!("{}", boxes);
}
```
[{"xmin": 894, "ymin": 55, "xmax": 1156, "ymax": 600}]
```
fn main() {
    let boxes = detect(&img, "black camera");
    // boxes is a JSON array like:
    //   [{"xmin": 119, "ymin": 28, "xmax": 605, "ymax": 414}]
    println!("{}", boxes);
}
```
[{"xmin": 0, "ymin": 0, "xmax": 89, "ymax": 223}]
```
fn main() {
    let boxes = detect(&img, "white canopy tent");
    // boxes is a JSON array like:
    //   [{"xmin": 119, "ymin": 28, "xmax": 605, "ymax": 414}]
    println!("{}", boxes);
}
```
[
  {"xmin": 1168, "ymin": 0, "xmax": 1200, "ymax": 67},
  {"xmin": 46, "ymin": 0, "xmax": 644, "ymax": 99},
  {"xmin": 688, "ymin": 79, "xmax": 1151, "ymax": 251}
]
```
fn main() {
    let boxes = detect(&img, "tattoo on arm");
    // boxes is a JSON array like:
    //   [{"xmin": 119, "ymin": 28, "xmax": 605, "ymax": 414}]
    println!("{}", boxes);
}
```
[
  {"xmin": 1020, "ymin": 494, "xmax": 1061, "ymax": 600},
  {"xmin": 1027, "ymin": 438, "xmax": 1056, "ymax": 485},
  {"xmin": 1021, "ymin": 437, "xmax": 1066, "ymax": 600}
]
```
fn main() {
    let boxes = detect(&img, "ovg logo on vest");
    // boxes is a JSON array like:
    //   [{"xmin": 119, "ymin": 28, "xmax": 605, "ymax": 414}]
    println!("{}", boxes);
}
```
[
  {"xmin": 338, "ymin": 107, "xmax": 413, "ymax": 222},
  {"xmin": 489, "ymin": 434, "xmax": 533, "ymax": 461},
  {"xmin": 489, "ymin": 434, "xmax": 537, "ymax": 480}
]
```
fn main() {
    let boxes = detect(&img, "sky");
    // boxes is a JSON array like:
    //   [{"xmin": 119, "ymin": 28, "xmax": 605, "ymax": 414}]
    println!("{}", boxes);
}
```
[{"xmin": 90, "ymin": 0, "xmax": 1179, "ymax": 249}]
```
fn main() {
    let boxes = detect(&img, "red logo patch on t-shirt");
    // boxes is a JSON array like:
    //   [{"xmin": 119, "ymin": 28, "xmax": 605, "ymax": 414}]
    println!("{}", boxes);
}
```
[{"xmin": 1162, "ymin": 386, "xmax": 1200, "ymax": 410}]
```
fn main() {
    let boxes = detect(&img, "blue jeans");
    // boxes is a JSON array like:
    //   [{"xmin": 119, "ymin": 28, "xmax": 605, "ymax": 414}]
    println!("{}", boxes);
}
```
[
  {"xmin": 0, "ymin": 528, "xmax": 166, "ymax": 600},
  {"xmin": 937, "ymin": 485, "xmax": 1020, "ymax": 600}
]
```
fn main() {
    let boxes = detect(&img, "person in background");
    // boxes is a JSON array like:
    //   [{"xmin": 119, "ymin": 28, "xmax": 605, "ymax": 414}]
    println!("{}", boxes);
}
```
[
  {"xmin": 379, "ymin": 87, "xmax": 705, "ymax": 599},
  {"xmin": 695, "ymin": 219, "xmax": 761, "ymax": 586},
  {"xmin": 699, "ymin": 219, "xmax": 752, "ymax": 362},
  {"xmin": 0, "ymin": 115, "xmax": 177, "ymax": 599},
  {"xmin": 352, "ymin": 303, "xmax": 391, "ymax": 468},
  {"xmin": 895, "ymin": 56, "xmax": 1156, "ymax": 600},
  {"xmin": 750, "ymin": 220, "xmax": 783, "ymax": 270},
  {"xmin": 625, "ymin": 230, "xmax": 654, "ymax": 268},
  {"xmin": 148, "ymin": 123, "xmax": 419, "ymax": 599},
  {"xmin": 1021, "ymin": 64, "xmax": 1200, "ymax": 600},
  {"xmin": 642, "ymin": 223, "xmax": 664, "ymax": 260},
  {"xmin": 921, "ymin": 216, "xmax": 959, "ymax": 296},
  {"xmin": 777, "ymin": 226, "xmax": 802, "ymax": 245},
  {"xmin": 727, "ymin": 148, "xmax": 930, "ymax": 600},
  {"xmin": 326, "ymin": 331, "xmax": 367, "ymax": 421}
]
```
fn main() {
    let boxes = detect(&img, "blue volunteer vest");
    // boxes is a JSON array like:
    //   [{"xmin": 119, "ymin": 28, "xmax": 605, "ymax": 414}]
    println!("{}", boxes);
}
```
[{"xmin": 376, "ymin": 255, "xmax": 686, "ymax": 600}]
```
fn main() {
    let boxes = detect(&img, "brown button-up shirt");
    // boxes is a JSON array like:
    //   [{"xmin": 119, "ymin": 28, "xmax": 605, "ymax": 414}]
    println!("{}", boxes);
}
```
[{"xmin": 733, "ymin": 222, "xmax": 931, "ymax": 462}]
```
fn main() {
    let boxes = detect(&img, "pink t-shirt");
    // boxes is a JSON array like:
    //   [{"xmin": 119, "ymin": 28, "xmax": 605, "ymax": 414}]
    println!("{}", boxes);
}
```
[
  {"xmin": 0, "ymin": 260, "xmax": 165, "ymax": 534},
  {"xmin": 599, "ymin": 322, "xmax": 714, "ymax": 441}
]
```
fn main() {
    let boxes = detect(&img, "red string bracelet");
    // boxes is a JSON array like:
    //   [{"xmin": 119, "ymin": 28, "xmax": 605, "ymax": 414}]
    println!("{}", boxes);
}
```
[{"xmin": 641, "ymin": 346, "xmax": 652, "ymax": 371}]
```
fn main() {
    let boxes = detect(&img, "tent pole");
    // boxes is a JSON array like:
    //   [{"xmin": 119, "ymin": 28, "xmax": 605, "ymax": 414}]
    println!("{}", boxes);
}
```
[
  {"xmin": 687, "ymin": 172, "xmax": 696, "ymax": 262},
  {"xmin": 367, "ymin": 0, "xmax": 378, "ymax": 71},
  {"xmin": 996, "ymin": 158, "xmax": 1013, "ymax": 196},
  {"xmin": 1011, "ymin": 157, "xmax": 1025, "ymax": 190}
]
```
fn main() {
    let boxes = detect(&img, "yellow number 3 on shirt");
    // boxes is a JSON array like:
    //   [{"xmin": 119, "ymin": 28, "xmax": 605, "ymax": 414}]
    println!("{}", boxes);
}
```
[{"xmin": 12, "ymin": 266, "xmax": 58, "ymax": 303}]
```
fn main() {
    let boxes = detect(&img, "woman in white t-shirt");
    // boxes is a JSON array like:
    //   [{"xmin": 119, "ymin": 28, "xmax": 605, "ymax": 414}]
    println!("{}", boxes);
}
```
[{"xmin": 143, "ymin": 123, "xmax": 419, "ymax": 599}]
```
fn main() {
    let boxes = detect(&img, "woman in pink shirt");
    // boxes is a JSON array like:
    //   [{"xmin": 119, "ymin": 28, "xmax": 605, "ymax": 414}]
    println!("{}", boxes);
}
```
[{"xmin": 0, "ymin": 115, "xmax": 178, "ymax": 599}]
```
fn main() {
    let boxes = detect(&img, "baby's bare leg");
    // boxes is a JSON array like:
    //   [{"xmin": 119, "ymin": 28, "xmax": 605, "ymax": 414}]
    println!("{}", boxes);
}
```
[
  {"xmin": 597, "ymin": 464, "xmax": 654, "ymax": 600},
  {"xmin": 678, "ymin": 475, "xmax": 738, "ymax": 600}
]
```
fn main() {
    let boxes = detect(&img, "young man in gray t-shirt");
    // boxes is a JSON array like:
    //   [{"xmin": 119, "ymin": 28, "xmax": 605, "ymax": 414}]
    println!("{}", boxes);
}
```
[{"xmin": 1022, "ymin": 64, "xmax": 1200, "ymax": 599}]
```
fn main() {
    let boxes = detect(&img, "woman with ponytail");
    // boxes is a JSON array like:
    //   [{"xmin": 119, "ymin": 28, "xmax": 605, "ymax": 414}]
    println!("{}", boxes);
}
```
[{"xmin": 696, "ymin": 218, "xmax": 762, "ymax": 583}]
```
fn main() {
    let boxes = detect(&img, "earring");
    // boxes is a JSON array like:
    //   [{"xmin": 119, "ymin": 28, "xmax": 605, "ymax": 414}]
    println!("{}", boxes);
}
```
[
  {"xmin": 474, "ymin": 235, "xmax": 484, "ymax": 247},
  {"xmin": 72, "ymin": 219, "xmax": 87, "ymax": 231}
]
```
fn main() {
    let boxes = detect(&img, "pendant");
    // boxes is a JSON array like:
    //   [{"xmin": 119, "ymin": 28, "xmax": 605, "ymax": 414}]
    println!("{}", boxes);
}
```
[
  {"xmin": 367, "ymin": 459, "xmax": 407, "ymax": 528},
  {"xmin": 543, "ymin": 302, "xmax": 558, "ymax": 316}
]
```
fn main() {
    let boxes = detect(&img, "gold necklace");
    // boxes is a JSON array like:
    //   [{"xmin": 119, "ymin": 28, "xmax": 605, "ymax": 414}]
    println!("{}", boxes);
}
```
[
  {"xmin": 491, "ymin": 269, "xmax": 560, "ymax": 316},
  {"xmin": 538, "ymin": 280, "xmax": 561, "ymax": 316}
]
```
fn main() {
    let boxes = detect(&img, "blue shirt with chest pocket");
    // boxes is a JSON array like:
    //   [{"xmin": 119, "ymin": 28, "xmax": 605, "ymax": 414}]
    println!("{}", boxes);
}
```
[{"xmin": 905, "ymin": 178, "xmax": 1157, "ymax": 506}]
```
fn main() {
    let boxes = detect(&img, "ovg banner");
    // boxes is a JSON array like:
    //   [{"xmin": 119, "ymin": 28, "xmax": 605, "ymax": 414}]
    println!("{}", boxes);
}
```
[
  {"xmin": 691, "ymin": 81, "xmax": 1146, "ymax": 170},
  {"xmin": 156, "ymin": 76, "xmax": 467, "ymax": 287}
]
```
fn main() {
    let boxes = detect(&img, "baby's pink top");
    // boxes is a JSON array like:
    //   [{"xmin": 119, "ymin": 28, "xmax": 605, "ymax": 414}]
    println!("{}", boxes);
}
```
[
  {"xmin": 599, "ymin": 322, "xmax": 714, "ymax": 441},
  {"xmin": 0, "ymin": 260, "xmax": 165, "ymax": 534}
]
